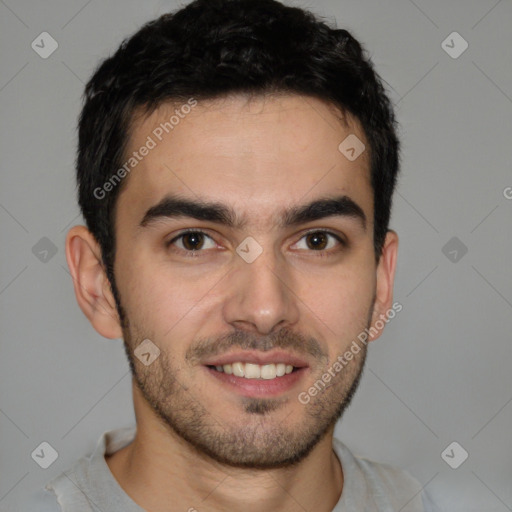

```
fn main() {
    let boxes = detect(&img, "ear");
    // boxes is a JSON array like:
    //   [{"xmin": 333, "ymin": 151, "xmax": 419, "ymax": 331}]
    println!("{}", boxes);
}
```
[
  {"xmin": 368, "ymin": 230, "xmax": 399, "ymax": 342},
  {"xmin": 65, "ymin": 225, "xmax": 123, "ymax": 339}
]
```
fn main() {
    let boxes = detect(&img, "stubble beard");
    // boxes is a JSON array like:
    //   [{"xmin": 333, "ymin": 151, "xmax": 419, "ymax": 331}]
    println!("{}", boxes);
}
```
[
  {"xmin": 112, "ymin": 276, "xmax": 371, "ymax": 470},
  {"xmin": 121, "ymin": 324, "xmax": 368, "ymax": 470}
]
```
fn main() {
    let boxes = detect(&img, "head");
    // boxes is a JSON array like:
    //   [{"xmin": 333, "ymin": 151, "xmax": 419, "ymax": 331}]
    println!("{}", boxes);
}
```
[{"xmin": 66, "ymin": 0, "xmax": 399, "ymax": 469}]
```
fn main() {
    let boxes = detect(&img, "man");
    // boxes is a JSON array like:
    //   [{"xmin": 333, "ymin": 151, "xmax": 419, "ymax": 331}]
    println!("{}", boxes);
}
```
[{"xmin": 42, "ymin": 0, "xmax": 438, "ymax": 509}]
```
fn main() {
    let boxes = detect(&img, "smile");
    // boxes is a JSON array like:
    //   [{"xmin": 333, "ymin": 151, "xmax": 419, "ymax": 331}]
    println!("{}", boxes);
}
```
[
  {"xmin": 209, "ymin": 362, "xmax": 295, "ymax": 380},
  {"xmin": 202, "ymin": 350, "xmax": 310, "ymax": 398}
]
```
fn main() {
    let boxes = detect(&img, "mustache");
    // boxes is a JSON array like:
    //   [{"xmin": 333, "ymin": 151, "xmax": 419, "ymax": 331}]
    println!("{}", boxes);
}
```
[{"xmin": 186, "ymin": 327, "xmax": 327, "ymax": 364}]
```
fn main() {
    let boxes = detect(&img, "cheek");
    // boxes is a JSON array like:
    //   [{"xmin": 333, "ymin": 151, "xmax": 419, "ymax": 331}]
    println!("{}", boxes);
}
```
[
  {"xmin": 116, "ymin": 237, "xmax": 376, "ymax": 351},
  {"xmin": 298, "ymin": 266, "xmax": 375, "ymax": 348},
  {"xmin": 116, "ymin": 253, "xmax": 220, "ymax": 337}
]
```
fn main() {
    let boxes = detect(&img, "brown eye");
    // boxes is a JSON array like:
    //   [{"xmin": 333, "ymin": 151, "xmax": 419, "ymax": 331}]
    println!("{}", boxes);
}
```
[
  {"xmin": 292, "ymin": 230, "xmax": 345, "ymax": 255},
  {"xmin": 305, "ymin": 232, "xmax": 329, "ymax": 250},
  {"xmin": 181, "ymin": 232, "xmax": 205, "ymax": 250},
  {"xmin": 168, "ymin": 230, "xmax": 217, "ymax": 253}
]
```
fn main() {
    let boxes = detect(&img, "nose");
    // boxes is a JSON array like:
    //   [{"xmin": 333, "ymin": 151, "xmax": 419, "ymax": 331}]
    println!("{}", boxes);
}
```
[{"xmin": 222, "ymin": 244, "xmax": 300, "ymax": 335}]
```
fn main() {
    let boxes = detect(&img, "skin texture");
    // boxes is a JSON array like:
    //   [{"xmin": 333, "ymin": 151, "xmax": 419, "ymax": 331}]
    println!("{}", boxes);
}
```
[{"xmin": 66, "ymin": 94, "xmax": 398, "ymax": 512}]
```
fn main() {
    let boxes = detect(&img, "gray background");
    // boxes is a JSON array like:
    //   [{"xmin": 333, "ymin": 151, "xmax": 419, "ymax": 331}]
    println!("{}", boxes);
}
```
[{"xmin": 1, "ymin": 0, "xmax": 511, "ymax": 510}]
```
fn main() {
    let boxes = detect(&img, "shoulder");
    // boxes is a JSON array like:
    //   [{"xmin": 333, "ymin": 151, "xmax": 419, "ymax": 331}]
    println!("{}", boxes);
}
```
[
  {"xmin": 27, "ymin": 486, "xmax": 61, "ymax": 511},
  {"xmin": 355, "ymin": 452, "xmax": 423, "ymax": 494},
  {"xmin": 332, "ymin": 437, "xmax": 435, "ymax": 512},
  {"xmin": 37, "ymin": 427, "xmax": 139, "ymax": 512}
]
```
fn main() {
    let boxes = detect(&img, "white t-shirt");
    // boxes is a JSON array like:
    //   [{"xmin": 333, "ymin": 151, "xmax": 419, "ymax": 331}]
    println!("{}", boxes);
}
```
[{"xmin": 37, "ymin": 426, "xmax": 439, "ymax": 511}]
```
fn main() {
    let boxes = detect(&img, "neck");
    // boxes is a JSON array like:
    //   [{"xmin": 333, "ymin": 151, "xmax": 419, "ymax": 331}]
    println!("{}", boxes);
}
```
[{"xmin": 106, "ymin": 380, "xmax": 343, "ymax": 512}]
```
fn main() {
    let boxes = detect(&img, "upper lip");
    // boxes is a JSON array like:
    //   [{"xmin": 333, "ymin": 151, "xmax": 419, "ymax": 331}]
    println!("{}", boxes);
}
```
[{"xmin": 202, "ymin": 350, "xmax": 309, "ymax": 368}]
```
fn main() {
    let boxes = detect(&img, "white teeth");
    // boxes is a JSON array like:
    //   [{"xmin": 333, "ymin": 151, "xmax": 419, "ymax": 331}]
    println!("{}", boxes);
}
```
[
  {"xmin": 213, "ymin": 362, "xmax": 297, "ymax": 380},
  {"xmin": 260, "ymin": 364, "xmax": 276, "ymax": 380},
  {"xmin": 244, "ymin": 363, "xmax": 261, "ymax": 379},
  {"xmin": 232, "ymin": 362, "xmax": 245, "ymax": 377}
]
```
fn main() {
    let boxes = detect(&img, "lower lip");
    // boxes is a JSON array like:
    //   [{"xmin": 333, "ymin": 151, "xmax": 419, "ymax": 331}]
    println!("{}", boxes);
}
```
[{"xmin": 204, "ymin": 366, "xmax": 308, "ymax": 398}]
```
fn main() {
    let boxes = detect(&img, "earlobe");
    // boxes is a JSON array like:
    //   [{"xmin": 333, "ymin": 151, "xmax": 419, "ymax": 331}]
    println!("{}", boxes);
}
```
[
  {"xmin": 368, "ymin": 230, "xmax": 399, "ymax": 341},
  {"xmin": 65, "ymin": 226, "xmax": 123, "ymax": 339}
]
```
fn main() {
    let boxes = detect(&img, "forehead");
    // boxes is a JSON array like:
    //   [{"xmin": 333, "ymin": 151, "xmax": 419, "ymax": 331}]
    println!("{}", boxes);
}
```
[{"xmin": 116, "ymin": 94, "xmax": 373, "ymax": 231}]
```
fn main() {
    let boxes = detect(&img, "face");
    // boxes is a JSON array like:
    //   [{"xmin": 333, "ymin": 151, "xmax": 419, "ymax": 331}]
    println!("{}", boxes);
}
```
[{"xmin": 112, "ymin": 94, "xmax": 381, "ymax": 468}]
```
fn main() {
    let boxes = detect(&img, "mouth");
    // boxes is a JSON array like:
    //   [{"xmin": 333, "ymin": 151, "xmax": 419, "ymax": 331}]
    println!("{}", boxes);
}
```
[
  {"xmin": 202, "ymin": 351, "xmax": 309, "ymax": 398},
  {"xmin": 208, "ymin": 361, "xmax": 297, "ymax": 379}
]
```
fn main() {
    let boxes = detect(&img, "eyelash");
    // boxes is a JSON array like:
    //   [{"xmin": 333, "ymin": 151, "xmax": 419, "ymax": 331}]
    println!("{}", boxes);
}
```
[{"xmin": 166, "ymin": 229, "xmax": 346, "ymax": 258}]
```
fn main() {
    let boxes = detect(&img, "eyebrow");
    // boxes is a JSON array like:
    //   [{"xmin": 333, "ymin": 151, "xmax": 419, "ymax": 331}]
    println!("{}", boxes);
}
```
[{"xmin": 139, "ymin": 194, "xmax": 367, "ymax": 231}]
